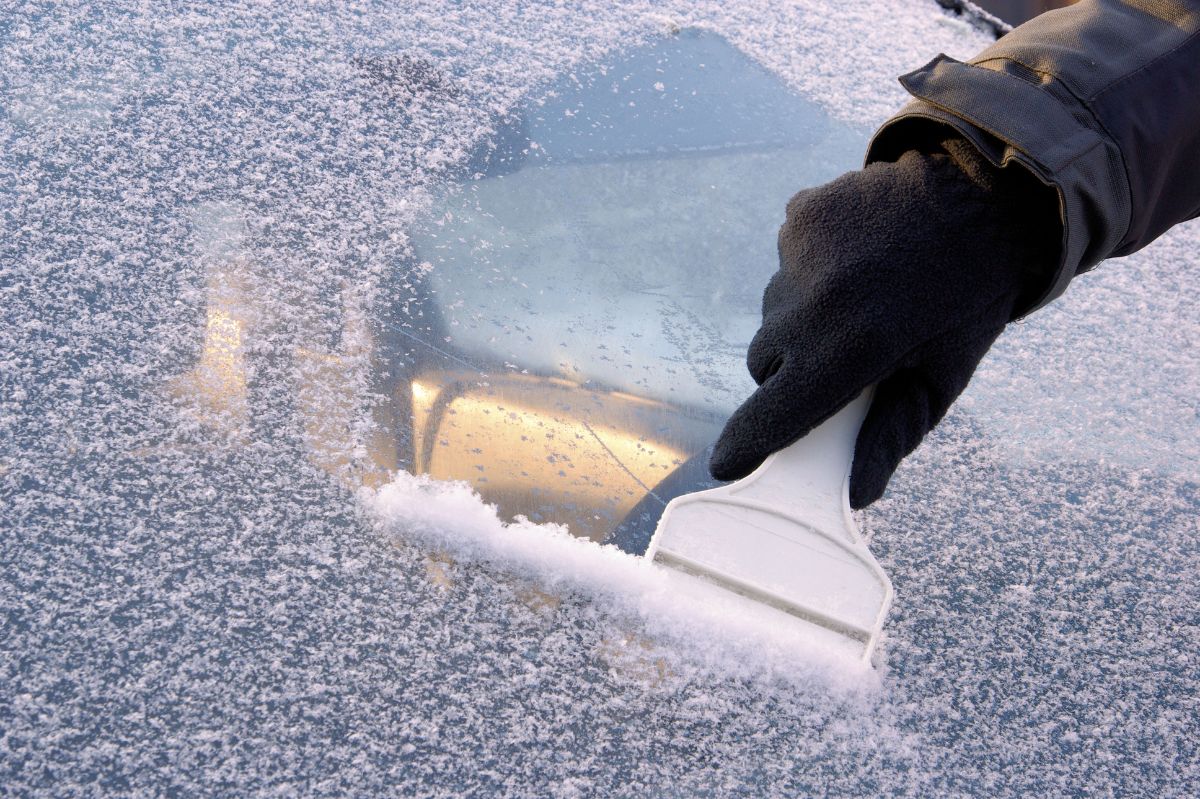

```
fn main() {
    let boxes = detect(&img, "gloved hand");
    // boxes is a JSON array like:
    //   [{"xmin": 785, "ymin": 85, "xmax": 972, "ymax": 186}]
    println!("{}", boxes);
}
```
[{"xmin": 709, "ymin": 137, "xmax": 1061, "ymax": 508}]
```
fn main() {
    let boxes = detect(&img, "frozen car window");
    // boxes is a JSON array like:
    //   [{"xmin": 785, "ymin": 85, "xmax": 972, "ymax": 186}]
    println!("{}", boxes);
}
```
[{"xmin": 3, "ymin": 2, "xmax": 1198, "ymax": 797}]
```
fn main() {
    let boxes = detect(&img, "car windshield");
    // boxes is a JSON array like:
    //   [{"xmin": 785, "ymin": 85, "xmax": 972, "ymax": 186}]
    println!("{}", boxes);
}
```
[{"xmin": 4, "ymin": 2, "xmax": 1198, "ymax": 796}]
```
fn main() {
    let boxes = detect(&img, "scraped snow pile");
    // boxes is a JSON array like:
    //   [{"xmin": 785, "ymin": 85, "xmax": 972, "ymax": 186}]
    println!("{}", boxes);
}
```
[{"xmin": 364, "ymin": 473, "xmax": 879, "ymax": 691}]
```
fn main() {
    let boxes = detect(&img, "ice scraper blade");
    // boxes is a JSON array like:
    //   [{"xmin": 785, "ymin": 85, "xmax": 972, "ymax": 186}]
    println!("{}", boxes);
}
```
[{"xmin": 645, "ymin": 390, "xmax": 892, "ymax": 664}]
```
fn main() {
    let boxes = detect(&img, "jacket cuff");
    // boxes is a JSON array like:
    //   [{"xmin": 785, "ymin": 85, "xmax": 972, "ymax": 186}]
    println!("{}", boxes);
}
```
[{"xmin": 865, "ymin": 55, "xmax": 1131, "ymax": 316}]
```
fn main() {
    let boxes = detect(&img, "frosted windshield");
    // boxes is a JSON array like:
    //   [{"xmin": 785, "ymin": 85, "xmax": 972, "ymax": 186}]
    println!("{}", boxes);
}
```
[{"xmin": 6, "ymin": 3, "xmax": 1199, "ymax": 795}]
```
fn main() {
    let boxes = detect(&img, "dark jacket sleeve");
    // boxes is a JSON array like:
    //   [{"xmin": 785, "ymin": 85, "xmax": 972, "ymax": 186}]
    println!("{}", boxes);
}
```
[{"xmin": 866, "ymin": 0, "xmax": 1200, "ymax": 314}]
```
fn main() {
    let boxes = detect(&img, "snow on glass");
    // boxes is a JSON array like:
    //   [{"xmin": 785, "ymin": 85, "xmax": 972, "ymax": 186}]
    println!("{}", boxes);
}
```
[{"xmin": 2, "ymin": 1, "xmax": 1198, "ymax": 796}]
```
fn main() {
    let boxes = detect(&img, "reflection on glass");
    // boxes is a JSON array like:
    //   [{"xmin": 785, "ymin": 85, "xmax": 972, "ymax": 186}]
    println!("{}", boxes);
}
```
[
  {"xmin": 169, "ymin": 203, "xmax": 255, "ymax": 436},
  {"xmin": 384, "ymin": 30, "xmax": 869, "ymax": 548},
  {"xmin": 407, "ymin": 371, "xmax": 706, "ymax": 541}
]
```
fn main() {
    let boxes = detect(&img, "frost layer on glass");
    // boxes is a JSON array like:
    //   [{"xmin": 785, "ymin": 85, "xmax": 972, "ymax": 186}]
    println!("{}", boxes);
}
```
[{"xmin": 388, "ymin": 30, "xmax": 867, "ymax": 543}]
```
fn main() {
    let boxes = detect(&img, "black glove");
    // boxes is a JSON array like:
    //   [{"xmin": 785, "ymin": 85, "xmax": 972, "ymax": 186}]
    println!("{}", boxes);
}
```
[{"xmin": 709, "ymin": 137, "xmax": 1061, "ymax": 508}]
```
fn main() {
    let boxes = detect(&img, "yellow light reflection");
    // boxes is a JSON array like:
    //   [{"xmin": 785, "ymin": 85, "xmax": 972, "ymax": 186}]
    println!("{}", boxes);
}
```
[
  {"xmin": 200, "ymin": 308, "xmax": 246, "ymax": 394},
  {"xmin": 410, "ymin": 380, "xmax": 438, "ymax": 408},
  {"xmin": 412, "ymin": 374, "xmax": 694, "ymax": 542},
  {"xmin": 168, "ymin": 306, "xmax": 250, "ymax": 430}
]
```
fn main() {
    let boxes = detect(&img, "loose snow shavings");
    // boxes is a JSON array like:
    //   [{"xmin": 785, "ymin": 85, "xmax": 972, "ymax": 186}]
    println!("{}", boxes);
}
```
[{"xmin": 363, "ymin": 472, "xmax": 881, "ymax": 692}]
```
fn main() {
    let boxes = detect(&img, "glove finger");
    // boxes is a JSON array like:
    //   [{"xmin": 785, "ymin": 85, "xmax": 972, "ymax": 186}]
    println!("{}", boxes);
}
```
[
  {"xmin": 717, "ymin": 317, "xmax": 895, "ymax": 482},
  {"xmin": 710, "ymin": 373, "xmax": 798, "ymax": 481},
  {"xmin": 847, "ymin": 371, "xmax": 932, "ymax": 509},
  {"xmin": 848, "ymin": 323, "xmax": 1006, "ymax": 509},
  {"xmin": 709, "ymin": 358, "xmax": 843, "ymax": 481},
  {"xmin": 745, "ymin": 321, "xmax": 785, "ymax": 386}
]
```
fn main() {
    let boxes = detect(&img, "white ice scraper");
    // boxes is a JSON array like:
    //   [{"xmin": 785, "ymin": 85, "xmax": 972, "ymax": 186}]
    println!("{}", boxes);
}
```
[{"xmin": 646, "ymin": 390, "xmax": 892, "ymax": 664}]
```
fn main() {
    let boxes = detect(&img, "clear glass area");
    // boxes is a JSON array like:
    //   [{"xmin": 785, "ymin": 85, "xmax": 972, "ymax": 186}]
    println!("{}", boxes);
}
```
[{"xmin": 380, "ymin": 30, "xmax": 868, "ymax": 545}]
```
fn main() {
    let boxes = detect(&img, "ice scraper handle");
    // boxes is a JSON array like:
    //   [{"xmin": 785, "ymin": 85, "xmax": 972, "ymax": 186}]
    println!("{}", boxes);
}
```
[
  {"xmin": 708, "ymin": 135, "xmax": 1062, "ymax": 507},
  {"xmin": 720, "ymin": 387, "xmax": 875, "ymax": 548}
]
